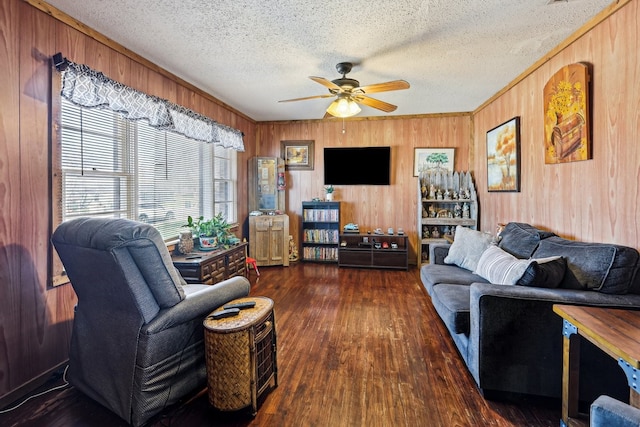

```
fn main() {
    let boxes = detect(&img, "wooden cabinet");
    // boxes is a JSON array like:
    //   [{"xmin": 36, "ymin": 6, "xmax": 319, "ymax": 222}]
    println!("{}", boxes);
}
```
[
  {"xmin": 172, "ymin": 242, "xmax": 247, "ymax": 285},
  {"xmin": 248, "ymin": 157, "xmax": 285, "ymax": 213},
  {"xmin": 249, "ymin": 214, "xmax": 289, "ymax": 267},
  {"xmin": 338, "ymin": 234, "xmax": 408, "ymax": 270},
  {"xmin": 301, "ymin": 201, "xmax": 340, "ymax": 262},
  {"xmin": 226, "ymin": 243, "xmax": 248, "ymax": 278},
  {"xmin": 417, "ymin": 170, "xmax": 478, "ymax": 264}
]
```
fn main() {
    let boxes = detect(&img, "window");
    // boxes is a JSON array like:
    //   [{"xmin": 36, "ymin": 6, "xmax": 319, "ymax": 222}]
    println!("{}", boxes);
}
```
[{"xmin": 58, "ymin": 98, "xmax": 237, "ymax": 240}]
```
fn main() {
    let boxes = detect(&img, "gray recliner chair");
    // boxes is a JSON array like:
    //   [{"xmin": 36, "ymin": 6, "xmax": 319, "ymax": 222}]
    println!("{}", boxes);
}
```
[{"xmin": 52, "ymin": 217, "xmax": 251, "ymax": 426}]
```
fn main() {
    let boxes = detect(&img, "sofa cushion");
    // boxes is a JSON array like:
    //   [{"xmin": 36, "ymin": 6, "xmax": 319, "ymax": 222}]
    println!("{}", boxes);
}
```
[
  {"xmin": 516, "ymin": 256, "xmax": 567, "ymax": 288},
  {"xmin": 430, "ymin": 284, "xmax": 471, "ymax": 335},
  {"xmin": 532, "ymin": 236, "xmax": 639, "ymax": 294},
  {"xmin": 444, "ymin": 226, "xmax": 495, "ymax": 271},
  {"xmin": 421, "ymin": 264, "xmax": 488, "ymax": 295},
  {"xmin": 475, "ymin": 245, "xmax": 532, "ymax": 285},
  {"xmin": 498, "ymin": 222, "xmax": 555, "ymax": 259}
]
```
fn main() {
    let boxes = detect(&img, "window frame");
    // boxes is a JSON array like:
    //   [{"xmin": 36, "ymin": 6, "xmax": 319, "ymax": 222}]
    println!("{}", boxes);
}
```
[{"xmin": 51, "ymin": 92, "xmax": 238, "ymax": 287}]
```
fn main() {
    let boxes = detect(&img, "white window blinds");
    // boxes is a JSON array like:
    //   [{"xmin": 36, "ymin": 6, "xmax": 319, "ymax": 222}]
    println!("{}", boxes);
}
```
[{"xmin": 59, "ymin": 98, "xmax": 237, "ymax": 240}]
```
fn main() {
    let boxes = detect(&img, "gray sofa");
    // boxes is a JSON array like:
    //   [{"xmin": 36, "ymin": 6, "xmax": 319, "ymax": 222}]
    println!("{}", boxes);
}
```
[
  {"xmin": 421, "ymin": 222, "xmax": 640, "ymax": 402},
  {"xmin": 52, "ymin": 217, "xmax": 251, "ymax": 426}
]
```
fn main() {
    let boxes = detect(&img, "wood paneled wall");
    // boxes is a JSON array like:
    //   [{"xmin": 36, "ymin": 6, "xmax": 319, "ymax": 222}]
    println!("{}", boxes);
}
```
[
  {"xmin": 472, "ymin": 0, "xmax": 639, "ymax": 247},
  {"xmin": 256, "ymin": 115, "xmax": 472, "ymax": 263},
  {"xmin": 2, "ymin": 0, "xmax": 637, "ymax": 407},
  {"xmin": 0, "ymin": 0, "xmax": 256, "ymax": 404}
]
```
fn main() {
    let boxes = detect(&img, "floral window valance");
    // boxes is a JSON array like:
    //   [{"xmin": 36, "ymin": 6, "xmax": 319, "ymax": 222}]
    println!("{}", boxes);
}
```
[{"xmin": 57, "ymin": 57, "xmax": 244, "ymax": 151}]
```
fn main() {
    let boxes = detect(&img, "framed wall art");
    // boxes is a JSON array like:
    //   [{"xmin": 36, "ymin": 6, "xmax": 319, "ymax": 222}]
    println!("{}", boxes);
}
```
[
  {"xmin": 543, "ymin": 63, "xmax": 591, "ymax": 163},
  {"xmin": 486, "ymin": 117, "xmax": 521, "ymax": 192},
  {"xmin": 413, "ymin": 148, "xmax": 455, "ymax": 176},
  {"xmin": 280, "ymin": 140, "xmax": 314, "ymax": 170}
]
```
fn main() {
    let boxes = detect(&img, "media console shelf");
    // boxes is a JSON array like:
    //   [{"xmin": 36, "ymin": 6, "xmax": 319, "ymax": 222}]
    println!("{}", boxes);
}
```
[{"xmin": 338, "ymin": 233, "xmax": 408, "ymax": 271}]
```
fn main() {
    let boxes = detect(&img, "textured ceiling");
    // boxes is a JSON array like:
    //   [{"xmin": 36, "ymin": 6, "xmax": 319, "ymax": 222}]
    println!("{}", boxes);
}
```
[{"xmin": 45, "ymin": 0, "xmax": 613, "ymax": 121}]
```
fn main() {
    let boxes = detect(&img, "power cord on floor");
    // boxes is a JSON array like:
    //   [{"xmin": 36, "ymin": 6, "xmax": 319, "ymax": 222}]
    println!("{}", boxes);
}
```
[{"xmin": 0, "ymin": 365, "xmax": 70, "ymax": 414}]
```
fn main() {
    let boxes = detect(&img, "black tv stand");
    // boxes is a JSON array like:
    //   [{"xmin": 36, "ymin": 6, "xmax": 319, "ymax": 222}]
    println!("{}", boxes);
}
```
[{"xmin": 338, "ymin": 234, "xmax": 408, "ymax": 271}]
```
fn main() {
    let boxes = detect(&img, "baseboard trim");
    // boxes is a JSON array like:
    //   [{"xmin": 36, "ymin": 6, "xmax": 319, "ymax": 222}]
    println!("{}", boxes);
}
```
[{"xmin": 0, "ymin": 361, "xmax": 69, "ymax": 411}]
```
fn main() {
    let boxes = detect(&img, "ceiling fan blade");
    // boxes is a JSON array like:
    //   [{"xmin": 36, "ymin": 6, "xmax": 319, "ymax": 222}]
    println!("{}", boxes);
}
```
[
  {"xmin": 353, "ymin": 95, "xmax": 398, "ymax": 113},
  {"xmin": 355, "ymin": 80, "xmax": 410, "ymax": 94},
  {"xmin": 309, "ymin": 76, "xmax": 342, "ymax": 91},
  {"xmin": 279, "ymin": 94, "xmax": 335, "ymax": 103}
]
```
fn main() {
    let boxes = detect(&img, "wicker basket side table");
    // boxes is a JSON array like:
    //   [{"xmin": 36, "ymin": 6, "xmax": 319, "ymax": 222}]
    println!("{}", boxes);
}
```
[{"xmin": 203, "ymin": 296, "xmax": 277, "ymax": 415}]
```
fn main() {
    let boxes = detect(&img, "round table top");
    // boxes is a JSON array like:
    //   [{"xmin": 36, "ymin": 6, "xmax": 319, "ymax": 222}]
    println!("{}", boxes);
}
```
[{"xmin": 204, "ymin": 296, "xmax": 273, "ymax": 333}]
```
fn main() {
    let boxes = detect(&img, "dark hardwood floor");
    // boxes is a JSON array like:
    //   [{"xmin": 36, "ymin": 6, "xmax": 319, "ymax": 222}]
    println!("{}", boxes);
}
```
[{"xmin": 1, "ymin": 263, "xmax": 560, "ymax": 426}]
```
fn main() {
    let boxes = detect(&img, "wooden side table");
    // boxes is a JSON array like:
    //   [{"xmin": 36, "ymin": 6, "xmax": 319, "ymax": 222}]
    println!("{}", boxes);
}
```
[
  {"xmin": 203, "ymin": 297, "xmax": 277, "ymax": 415},
  {"xmin": 553, "ymin": 304, "xmax": 640, "ymax": 427},
  {"xmin": 172, "ymin": 242, "xmax": 247, "ymax": 285}
]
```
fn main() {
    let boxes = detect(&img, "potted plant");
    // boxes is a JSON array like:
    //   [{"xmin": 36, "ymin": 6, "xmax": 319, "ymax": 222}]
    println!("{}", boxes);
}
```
[
  {"xmin": 185, "ymin": 213, "xmax": 239, "ymax": 250},
  {"xmin": 324, "ymin": 185, "xmax": 335, "ymax": 201}
]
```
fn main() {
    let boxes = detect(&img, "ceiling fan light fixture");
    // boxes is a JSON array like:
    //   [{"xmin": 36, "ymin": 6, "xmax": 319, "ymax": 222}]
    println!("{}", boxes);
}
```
[
  {"xmin": 280, "ymin": 62, "xmax": 405, "ymax": 118},
  {"xmin": 326, "ymin": 97, "xmax": 361, "ymax": 118}
]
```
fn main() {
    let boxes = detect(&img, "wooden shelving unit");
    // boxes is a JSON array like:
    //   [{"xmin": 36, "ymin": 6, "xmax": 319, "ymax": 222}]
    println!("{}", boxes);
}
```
[
  {"xmin": 301, "ymin": 201, "xmax": 340, "ymax": 263},
  {"xmin": 417, "ymin": 170, "xmax": 478, "ymax": 264}
]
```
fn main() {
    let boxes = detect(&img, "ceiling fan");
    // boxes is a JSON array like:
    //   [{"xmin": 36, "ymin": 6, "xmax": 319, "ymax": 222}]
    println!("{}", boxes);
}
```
[{"xmin": 279, "ymin": 62, "xmax": 410, "ymax": 118}]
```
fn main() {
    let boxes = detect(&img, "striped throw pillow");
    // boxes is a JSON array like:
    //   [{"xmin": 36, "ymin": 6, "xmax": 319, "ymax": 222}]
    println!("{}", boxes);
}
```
[{"xmin": 475, "ymin": 245, "xmax": 532, "ymax": 285}]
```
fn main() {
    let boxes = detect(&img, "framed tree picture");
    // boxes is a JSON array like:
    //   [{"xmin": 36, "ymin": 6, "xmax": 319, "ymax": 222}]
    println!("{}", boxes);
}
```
[
  {"xmin": 280, "ymin": 140, "xmax": 314, "ymax": 170},
  {"xmin": 486, "ymin": 117, "xmax": 521, "ymax": 192},
  {"xmin": 413, "ymin": 148, "xmax": 455, "ymax": 176}
]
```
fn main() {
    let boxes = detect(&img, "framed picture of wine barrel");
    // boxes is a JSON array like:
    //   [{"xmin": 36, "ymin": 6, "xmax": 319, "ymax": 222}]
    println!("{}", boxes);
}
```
[{"xmin": 543, "ymin": 63, "xmax": 591, "ymax": 164}]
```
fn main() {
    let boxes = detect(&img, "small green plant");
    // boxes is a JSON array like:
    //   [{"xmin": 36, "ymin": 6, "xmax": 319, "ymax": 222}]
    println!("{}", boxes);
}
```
[
  {"xmin": 324, "ymin": 185, "xmax": 334, "ymax": 194},
  {"xmin": 185, "ymin": 213, "xmax": 236, "ymax": 248}
]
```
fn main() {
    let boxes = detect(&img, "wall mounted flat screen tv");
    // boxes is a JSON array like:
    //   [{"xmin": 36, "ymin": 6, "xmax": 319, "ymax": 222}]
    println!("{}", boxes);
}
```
[{"xmin": 324, "ymin": 146, "xmax": 391, "ymax": 185}]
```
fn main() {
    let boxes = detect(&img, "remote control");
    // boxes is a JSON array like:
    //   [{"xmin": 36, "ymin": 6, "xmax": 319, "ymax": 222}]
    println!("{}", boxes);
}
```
[
  {"xmin": 210, "ymin": 308, "xmax": 240, "ymax": 319},
  {"xmin": 224, "ymin": 301, "xmax": 256, "ymax": 310}
]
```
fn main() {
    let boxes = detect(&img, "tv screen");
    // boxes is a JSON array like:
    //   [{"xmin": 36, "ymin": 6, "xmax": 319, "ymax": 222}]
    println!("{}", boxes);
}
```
[{"xmin": 324, "ymin": 146, "xmax": 391, "ymax": 185}]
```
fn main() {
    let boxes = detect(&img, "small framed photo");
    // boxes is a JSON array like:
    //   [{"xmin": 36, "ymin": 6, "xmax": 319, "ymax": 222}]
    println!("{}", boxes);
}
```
[
  {"xmin": 281, "ymin": 140, "xmax": 314, "ymax": 170},
  {"xmin": 486, "ymin": 116, "xmax": 521, "ymax": 192},
  {"xmin": 413, "ymin": 148, "xmax": 455, "ymax": 176}
]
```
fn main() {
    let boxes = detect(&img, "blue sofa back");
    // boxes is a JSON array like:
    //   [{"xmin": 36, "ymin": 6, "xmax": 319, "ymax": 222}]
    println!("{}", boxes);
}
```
[
  {"xmin": 533, "ymin": 237, "xmax": 640, "ymax": 294},
  {"xmin": 499, "ymin": 222, "xmax": 640, "ymax": 295}
]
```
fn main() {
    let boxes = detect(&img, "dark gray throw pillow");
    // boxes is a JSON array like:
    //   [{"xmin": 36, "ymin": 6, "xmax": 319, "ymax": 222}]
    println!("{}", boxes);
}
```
[
  {"xmin": 516, "ymin": 257, "xmax": 567, "ymax": 288},
  {"xmin": 498, "ymin": 223, "xmax": 543, "ymax": 259}
]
